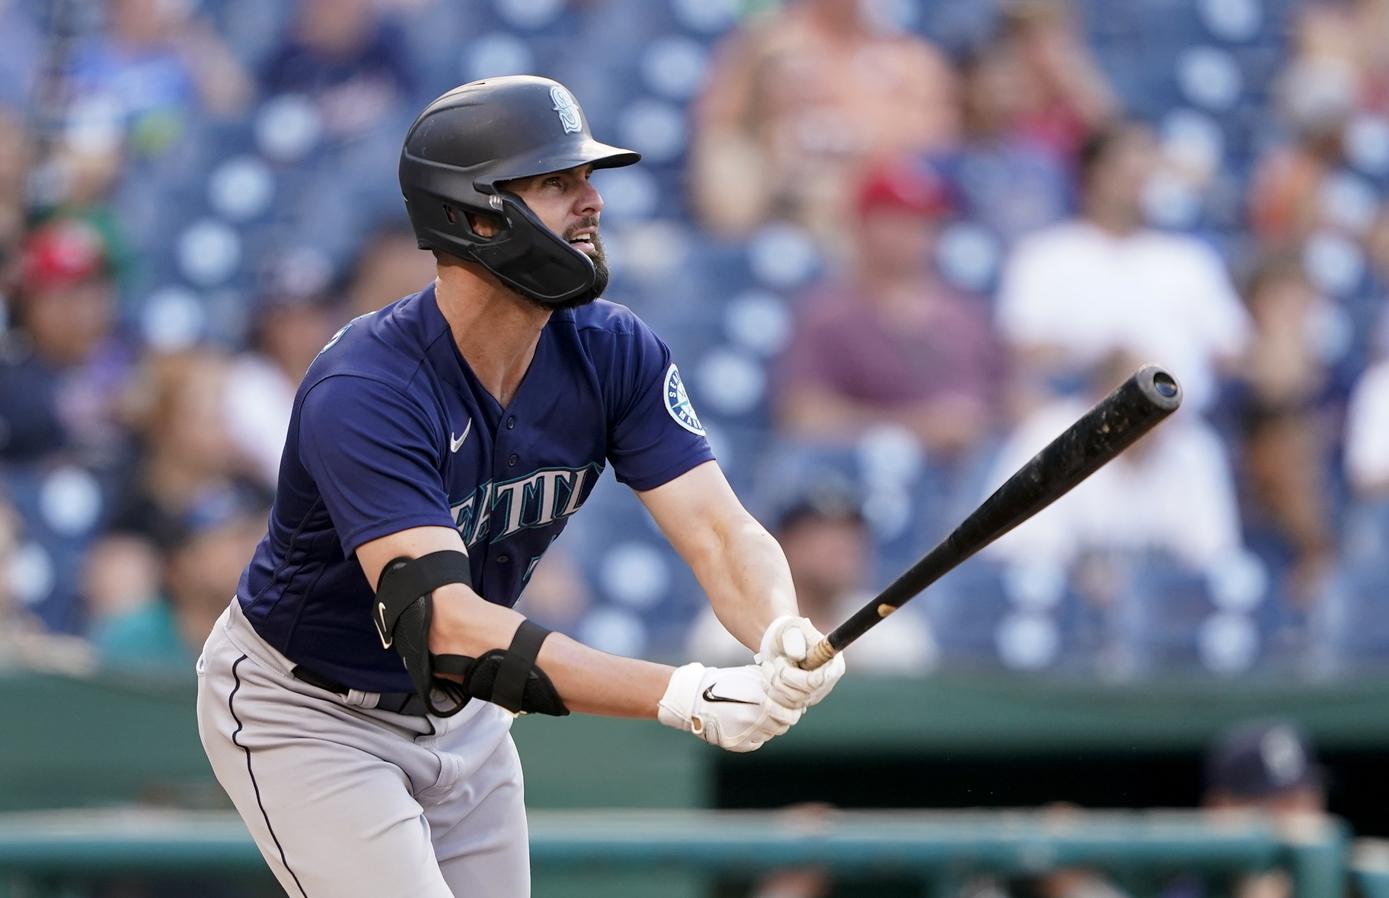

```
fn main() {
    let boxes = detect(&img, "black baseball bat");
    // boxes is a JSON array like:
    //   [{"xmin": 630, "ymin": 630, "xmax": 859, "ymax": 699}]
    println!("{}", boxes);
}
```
[{"xmin": 804, "ymin": 364, "xmax": 1183, "ymax": 670}]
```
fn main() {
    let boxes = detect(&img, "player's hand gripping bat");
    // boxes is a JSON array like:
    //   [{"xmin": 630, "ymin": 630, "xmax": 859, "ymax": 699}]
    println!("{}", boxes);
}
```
[{"xmin": 803, "ymin": 364, "xmax": 1183, "ymax": 670}]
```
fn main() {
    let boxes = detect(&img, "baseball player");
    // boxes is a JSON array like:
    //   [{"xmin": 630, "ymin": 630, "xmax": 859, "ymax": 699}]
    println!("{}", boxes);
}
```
[{"xmin": 194, "ymin": 75, "xmax": 847, "ymax": 898}]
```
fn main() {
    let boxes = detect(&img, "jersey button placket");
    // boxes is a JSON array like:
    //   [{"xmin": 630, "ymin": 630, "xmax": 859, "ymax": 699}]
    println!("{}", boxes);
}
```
[{"xmin": 505, "ymin": 416, "xmax": 516, "ymax": 430}]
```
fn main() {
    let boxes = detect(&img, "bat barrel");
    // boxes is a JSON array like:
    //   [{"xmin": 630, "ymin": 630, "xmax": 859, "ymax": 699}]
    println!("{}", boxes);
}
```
[
  {"xmin": 803, "ymin": 364, "xmax": 1183, "ymax": 669},
  {"xmin": 995, "ymin": 362, "xmax": 1183, "ymax": 510}
]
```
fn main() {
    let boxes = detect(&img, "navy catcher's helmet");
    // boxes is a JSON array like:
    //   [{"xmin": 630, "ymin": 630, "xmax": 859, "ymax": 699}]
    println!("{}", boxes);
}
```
[{"xmin": 398, "ymin": 76, "xmax": 640, "ymax": 306}]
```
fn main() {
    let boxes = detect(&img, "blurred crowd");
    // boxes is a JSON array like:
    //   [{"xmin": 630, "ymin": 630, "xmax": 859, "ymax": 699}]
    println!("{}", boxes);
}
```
[{"xmin": 2, "ymin": 0, "xmax": 1389, "ymax": 679}]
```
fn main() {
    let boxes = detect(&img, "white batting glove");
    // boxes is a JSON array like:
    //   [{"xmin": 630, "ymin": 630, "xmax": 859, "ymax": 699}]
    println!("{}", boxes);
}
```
[
  {"xmin": 756, "ymin": 615, "xmax": 847, "ymax": 711},
  {"xmin": 658, "ymin": 662, "xmax": 803, "ymax": 753}
]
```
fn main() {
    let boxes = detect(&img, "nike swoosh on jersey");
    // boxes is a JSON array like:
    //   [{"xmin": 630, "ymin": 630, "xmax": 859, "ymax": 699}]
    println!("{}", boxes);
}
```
[
  {"xmin": 701, "ymin": 685, "xmax": 758, "ymax": 705},
  {"xmin": 450, "ymin": 419, "xmax": 472, "ymax": 453}
]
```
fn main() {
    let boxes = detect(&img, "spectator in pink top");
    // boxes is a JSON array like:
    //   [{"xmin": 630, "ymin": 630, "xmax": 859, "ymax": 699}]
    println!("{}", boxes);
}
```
[
  {"xmin": 690, "ymin": 0, "xmax": 958, "ymax": 246},
  {"xmin": 774, "ymin": 158, "xmax": 1004, "ymax": 458}
]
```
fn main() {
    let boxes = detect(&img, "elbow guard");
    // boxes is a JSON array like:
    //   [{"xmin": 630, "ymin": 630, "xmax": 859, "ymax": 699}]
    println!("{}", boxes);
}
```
[{"xmin": 374, "ymin": 551, "xmax": 569, "ymax": 718}]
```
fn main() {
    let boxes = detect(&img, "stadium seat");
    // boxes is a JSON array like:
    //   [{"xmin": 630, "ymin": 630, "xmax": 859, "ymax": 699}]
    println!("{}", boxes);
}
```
[
  {"xmin": 925, "ymin": 555, "xmax": 1082, "ymax": 672},
  {"xmin": 1, "ymin": 465, "xmax": 106, "ymax": 635},
  {"xmin": 1313, "ymin": 560, "xmax": 1389, "ymax": 668},
  {"xmin": 1115, "ymin": 551, "xmax": 1266, "ymax": 676}
]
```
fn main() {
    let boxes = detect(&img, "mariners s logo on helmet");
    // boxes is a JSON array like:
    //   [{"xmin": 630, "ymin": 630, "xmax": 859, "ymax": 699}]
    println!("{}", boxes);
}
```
[
  {"xmin": 550, "ymin": 85, "xmax": 582, "ymax": 134},
  {"xmin": 664, "ymin": 363, "xmax": 705, "ymax": 435}
]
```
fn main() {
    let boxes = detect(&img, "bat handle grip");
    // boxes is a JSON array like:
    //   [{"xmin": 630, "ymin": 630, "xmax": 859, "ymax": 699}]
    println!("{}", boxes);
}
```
[{"xmin": 803, "ymin": 637, "xmax": 838, "ymax": 671}]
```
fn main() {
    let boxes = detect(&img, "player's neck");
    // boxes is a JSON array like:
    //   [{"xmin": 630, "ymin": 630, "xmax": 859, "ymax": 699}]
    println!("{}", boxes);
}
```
[{"xmin": 435, "ymin": 265, "xmax": 551, "ymax": 407}]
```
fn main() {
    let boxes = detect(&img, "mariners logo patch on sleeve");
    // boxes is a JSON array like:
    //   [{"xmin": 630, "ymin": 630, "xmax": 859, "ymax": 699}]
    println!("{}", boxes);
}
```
[{"xmin": 664, "ymin": 363, "xmax": 705, "ymax": 435}]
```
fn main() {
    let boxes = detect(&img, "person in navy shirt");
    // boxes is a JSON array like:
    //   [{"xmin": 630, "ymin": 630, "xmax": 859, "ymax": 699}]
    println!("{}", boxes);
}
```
[{"xmin": 195, "ymin": 76, "xmax": 847, "ymax": 898}]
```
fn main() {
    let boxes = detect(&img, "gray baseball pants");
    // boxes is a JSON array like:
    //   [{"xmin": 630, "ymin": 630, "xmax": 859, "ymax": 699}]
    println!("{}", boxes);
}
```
[{"xmin": 196, "ymin": 601, "xmax": 529, "ymax": 898}]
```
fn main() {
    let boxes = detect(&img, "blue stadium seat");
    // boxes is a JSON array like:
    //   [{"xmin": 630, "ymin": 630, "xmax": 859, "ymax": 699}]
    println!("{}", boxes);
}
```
[
  {"xmin": 925, "ymin": 555, "xmax": 1079, "ymax": 672},
  {"xmin": 1115, "ymin": 551, "xmax": 1267, "ymax": 675},
  {"xmin": 1342, "ymin": 501, "xmax": 1389, "ymax": 566},
  {"xmin": 2, "ymin": 464, "xmax": 107, "ymax": 635},
  {"xmin": 919, "ymin": 556, "xmax": 1015, "ymax": 666},
  {"xmin": 1314, "ymin": 560, "xmax": 1389, "ymax": 668},
  {"xmin": 561, "ymin": 468, "xmax": 704, "ymax": 657}
]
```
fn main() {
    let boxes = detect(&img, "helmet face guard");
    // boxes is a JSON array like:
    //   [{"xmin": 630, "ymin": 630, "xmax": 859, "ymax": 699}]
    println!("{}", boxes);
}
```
[{"xmin": 399, "ymin": 77, "xmax": 640, "ymax": 307}]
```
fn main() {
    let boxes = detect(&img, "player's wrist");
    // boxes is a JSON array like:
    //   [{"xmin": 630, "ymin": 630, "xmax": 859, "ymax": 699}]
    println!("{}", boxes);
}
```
[{"xmin": 657, "ymin": 662, "xmax": 707, "ymax": 732}]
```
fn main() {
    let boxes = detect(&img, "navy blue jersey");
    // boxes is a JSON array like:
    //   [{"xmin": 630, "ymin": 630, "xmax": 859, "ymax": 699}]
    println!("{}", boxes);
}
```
[{"xmin": 237, "ymin": 283, "xmax": 714, "ymax": 692}]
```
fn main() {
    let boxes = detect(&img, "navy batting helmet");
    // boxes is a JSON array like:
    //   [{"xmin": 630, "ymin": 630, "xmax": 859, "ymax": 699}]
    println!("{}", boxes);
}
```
[{"xmin": 398, "ymin": 76, "xmax": 640, "ymax": 307}]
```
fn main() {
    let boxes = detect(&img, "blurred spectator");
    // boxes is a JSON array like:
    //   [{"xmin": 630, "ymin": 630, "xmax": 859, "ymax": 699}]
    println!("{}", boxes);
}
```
[
  {"xmin": 997, "ymin": 121, "xmax": 1249, "ymax": 413},
  {"xmin": 774, "ymin": 158, "xmax": 1003, "ymax": 458},
  {"xmin": 165, "ymin": 493, "xmax": 267, "ymax": 658},
  {"xmin": 81, "ymin": 533, "xmax": 173, "ymax": 668},
  {"xmin": 1345, "ymin": 345, "xmax": 1389, "ymax": 500},
  {"xmin": 1159, "ymin": 721, "xmax": 1327, "ymax": 898},
  {"xmin": 949, "ymin": 46, "xmax": 1072, "ymax": 249},
  {"xmin": 983, "ymin": 0, "xmax": 1117, "ymax": 165},
  {"xmin": 1005, "ymin": 722, "xmax": 1330, "ymax": 898},
  {"xmin": 85, "ymin": 492, "xmax": 267, "ymax": 671},
  {"xmin": 1291, "ymin": 0, "xmax": 1389, "ymax": 117},
  {"xmin": 225, "ymin": 288, "xmax": 339, "ymax": 487},
  {"xmin": 1246, "ymin": 134, "xmax": 1343, "ymax": 252},
  {"xmin": 66, "ymin": 0, "xmax": 251, "ymax": 144},
  {"xmin": 1224, "ymin": 255, "xmax": 1338, "ymax": 602},
  {"xmin": 108, "ymin": 351, "xmax": 268, "ymax": 548},
  {"xmin": 687, "ymin": 485, "xmax": 935, "ymax": 674},
  {"xmin": 345, "ymin": 225, "xmax": 436, "ymax": 319},
  {"xmin": 0, "ymin": 106, "xmax": 30, "ymax": 265},
  {"xmin": 0, "ymin": 218, "xmax": 135, "ymax": 465},
  {"xmin": 689, "ymin": 0, "xmax": 958, "ymax": 244},
  {"xmin": 986, "ymin": 353, "xmax": 1244, "ymax": 571},
  {"xmin": 1349, "ymin": 223, "xmax": 1389, "ymax": 502},
  {"xmin": 1247, "ymin": 0, "xmax": 1389, "ymax": 247},
  {"xmin": 947, "ymin": 0, "xmax": 1114, "ymax": 248},
  {"xmin": 1204, "ymin": 720, "xmax": 1326, "ymax": 814},
  {"xmin": 1247, "ymin": 76, "xmax": 1353, "ymax": 247},
  {"xmin": 261, "ymin": 0, "xmax": 415, "ymax": 142}
]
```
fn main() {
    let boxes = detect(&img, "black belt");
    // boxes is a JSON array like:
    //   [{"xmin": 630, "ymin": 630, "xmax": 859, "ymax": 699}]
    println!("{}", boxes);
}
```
[{"xmin": 291, "ymin": 666, "xmax": 431, "ymax": 717}]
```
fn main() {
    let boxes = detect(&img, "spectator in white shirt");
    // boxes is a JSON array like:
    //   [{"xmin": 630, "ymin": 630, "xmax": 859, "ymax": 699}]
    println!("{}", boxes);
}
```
[
  {"xmin": 1348, "ymin": 216, "xmax": 1389, "ymax": 500},
  {"xmin": 997, "ymin": 121, "xmax": 1250, "ymax": 413},
  {"xmin": 1345, "ymin": 353, "xmax": 1389, "ymax": 500},
  {"xmin": 224, "ymin": 289, "xmax": 339, "ymax": 488}
]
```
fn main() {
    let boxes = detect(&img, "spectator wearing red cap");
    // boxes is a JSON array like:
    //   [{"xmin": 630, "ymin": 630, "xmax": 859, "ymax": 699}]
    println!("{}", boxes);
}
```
[
  {"xmin": 0, "ymin": 218, "xmax": 134, "ymax": 464},
  {"xmin": 773, "ymin": 158, "xmax": 1005, "ymax": 457}
]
